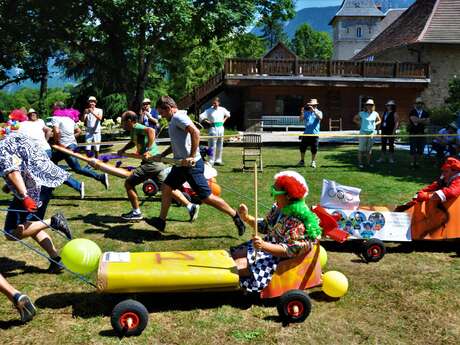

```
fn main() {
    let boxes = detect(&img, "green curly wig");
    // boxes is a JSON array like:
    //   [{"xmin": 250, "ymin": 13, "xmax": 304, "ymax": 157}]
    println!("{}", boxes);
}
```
[{"xmin": 282, "ymin": 200, "xmax": 322, "ymax": 240}]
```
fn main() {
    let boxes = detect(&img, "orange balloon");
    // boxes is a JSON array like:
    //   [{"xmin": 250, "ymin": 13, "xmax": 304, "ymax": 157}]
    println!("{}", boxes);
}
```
[{"xmin": 209, "ymin": 179, "xmax": 221, "ymax": 196}]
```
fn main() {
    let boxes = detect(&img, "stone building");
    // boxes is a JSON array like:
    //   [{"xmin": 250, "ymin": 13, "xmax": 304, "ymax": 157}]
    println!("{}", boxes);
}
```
[
  {"xmin": 353, "ymin": 0, "xmax": 460, "ymax": 107},
  {"xmin": 330, "ymin": 0, "xmax": 385, "ymax": 60}
]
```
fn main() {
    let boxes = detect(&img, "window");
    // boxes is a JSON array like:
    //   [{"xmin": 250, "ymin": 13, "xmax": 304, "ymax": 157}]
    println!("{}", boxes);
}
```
[{"xmin": 357, "ymin": 27, "xmax": 362, "ymax": 38}]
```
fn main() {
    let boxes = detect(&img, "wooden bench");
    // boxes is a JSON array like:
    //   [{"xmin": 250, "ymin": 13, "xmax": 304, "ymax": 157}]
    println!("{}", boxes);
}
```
[{"xmin": 260, "ymin": 115, "xmax": 304, "ymax": 131}]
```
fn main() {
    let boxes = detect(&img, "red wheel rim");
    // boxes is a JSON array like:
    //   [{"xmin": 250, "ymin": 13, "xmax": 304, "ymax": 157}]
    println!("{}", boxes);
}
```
[
  {"xmin": 367, "ymin": 245, "xmax": 382, "ymax": 258},
  {"xmin": 119, "ymin": 312, "xmax": 140, "ymax": 330},
  {"xmin": 286, "ymin": 301, "xmax": 304, "ymax": 318},
  {"xmin": 145, "ymin": 185, "xmax": 154, "ymax": 192}
]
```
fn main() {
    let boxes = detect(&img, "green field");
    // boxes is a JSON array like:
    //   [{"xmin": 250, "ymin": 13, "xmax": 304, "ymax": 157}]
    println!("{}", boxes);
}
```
[{"xmin": 0, "ymin": 145, "xmax": 459, "ymax": 345}]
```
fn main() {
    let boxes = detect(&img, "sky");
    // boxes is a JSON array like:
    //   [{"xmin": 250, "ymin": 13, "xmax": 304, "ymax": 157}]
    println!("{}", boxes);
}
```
[{"xmin": 295, "ymin": 0, "xmax": 342, "ymax": 10}]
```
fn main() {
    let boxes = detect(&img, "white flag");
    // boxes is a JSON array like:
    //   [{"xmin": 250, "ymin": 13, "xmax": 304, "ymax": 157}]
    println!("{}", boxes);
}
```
[{"xmin": 320, "ymin": 179, "xmax": 361, "ymax": 210}]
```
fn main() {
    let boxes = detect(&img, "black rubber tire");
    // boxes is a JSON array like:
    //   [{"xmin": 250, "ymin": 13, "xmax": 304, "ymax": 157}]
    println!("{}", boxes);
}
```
[
  {"xmin": 111, "ymin": 299, "xmax": 149, "ymax": 337},
  {"xmin": 277, "ymin": 290, "xmax": 312, "ymax": 323},
  {"xmin": 361, "ymin": 238, "xmax": 386, "ymax": 262},
  {"xmin": 142, "ymin": 179, "xmax": 159, "ymax": 197}
]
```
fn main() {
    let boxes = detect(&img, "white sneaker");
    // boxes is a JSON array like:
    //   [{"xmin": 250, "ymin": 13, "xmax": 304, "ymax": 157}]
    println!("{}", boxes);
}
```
[
  {"xmin": 80, "ymin": 182, "xmax": 85, "ymax": 199},
  {"xmin": 310, "ymin": 161, "xmax": 317, "ymax": 168}
]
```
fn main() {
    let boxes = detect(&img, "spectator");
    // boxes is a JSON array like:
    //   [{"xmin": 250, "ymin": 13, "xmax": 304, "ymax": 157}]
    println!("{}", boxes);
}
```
[
  {"xmin": 408, "ymin": 97, "xmax": 430, "ymax": 167},
  {"xmin": 199, "ymin": 97, "xmax": 230, "ymax": 166},
  {"xmin": 378, "ymin": 100, "xmax": 399, "ymax": 163},
  {"xmin": 139, "ymin": 98, "xmax": 160, "ymax": 133},
  {"xmin": 353, "ymin": 99, "xmax": 381, "ymax": 168},
  {"xmin": 82, "ymin": 96, "xmax": 103, "ymax": 158},
  {"xmin": 431, "ymin": 122, "xmax": 458, "ymax": 163},
  {"xmin": 298, "ymin": 98, "xmax": 323, "ymax": 168}
]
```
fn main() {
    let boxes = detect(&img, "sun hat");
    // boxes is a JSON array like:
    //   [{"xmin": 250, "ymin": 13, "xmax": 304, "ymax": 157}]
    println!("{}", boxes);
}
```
[
  {"xmin": 365, "ymin": 99, "xmax": 375, "ymax": 105},
  {"xmin": 307, "ymin": 99, "xmax": 319, "ymax": 106},
  {"xmin": 385, "ymin": 100, "xmax": 396, "ymax": 106},
  {"xmin": 27, "ymin": 108, "xmax": 37, "ymax": 114},
  {"xmin": 88, "ymin": 96, "xmax": 97, "ymax": 102},
  {"xmin": 142, "ymin": 98, "xmax": 151, "ymax": 104}
]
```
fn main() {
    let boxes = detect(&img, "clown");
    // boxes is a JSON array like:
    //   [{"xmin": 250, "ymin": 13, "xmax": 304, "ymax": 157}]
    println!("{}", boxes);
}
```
[
  {"xmin": 415, "ymin": 157, "xmax": 460, "ymax": 203},
  {"xmin": 231, "ymin": 171, "xmax": 322, "ymax": 293}
]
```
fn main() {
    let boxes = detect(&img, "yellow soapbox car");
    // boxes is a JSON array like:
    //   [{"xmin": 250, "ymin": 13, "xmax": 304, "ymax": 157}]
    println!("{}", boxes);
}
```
[{"xmin": 96, "ymin": 245, "xmax": 324, "ymax": 336}]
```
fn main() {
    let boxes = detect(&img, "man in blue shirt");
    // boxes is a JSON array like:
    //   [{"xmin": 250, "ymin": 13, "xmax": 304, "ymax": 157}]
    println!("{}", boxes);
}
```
[{"xmin": 298, "ymin": 99, "xmax": 323, "ymax": 168}]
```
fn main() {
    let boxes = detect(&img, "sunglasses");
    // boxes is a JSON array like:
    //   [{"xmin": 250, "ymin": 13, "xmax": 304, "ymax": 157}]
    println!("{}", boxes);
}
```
[{"xmin": 270, "ymin": 185, "xmax": 286, "ymax": 197}]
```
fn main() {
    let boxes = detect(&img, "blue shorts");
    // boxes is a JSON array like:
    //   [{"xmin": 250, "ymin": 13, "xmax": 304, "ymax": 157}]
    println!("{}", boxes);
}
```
[
  {"xmin": 164, "ymin": 159, "xmax": 211, "ymax": 200},
  {"xmin": 4, "ymin": 187, "xmax": 53, "ymax": 235}
]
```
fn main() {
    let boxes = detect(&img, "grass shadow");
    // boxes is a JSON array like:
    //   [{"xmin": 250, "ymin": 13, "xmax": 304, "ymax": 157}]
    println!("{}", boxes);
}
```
[
  {"xmin": 0, "ymin": 319, "xmax": 24, "ymax": 330},
  {"xmin": 0, "ymin": 257, "xmax": 49, "ymax": 277},
  {"xmin": 83, "ymin": 224, "xmax": 236, "ymax": 243},
  {"xmin": 36, "ymin": 291, "xmax": 254, "ymax": 320}
]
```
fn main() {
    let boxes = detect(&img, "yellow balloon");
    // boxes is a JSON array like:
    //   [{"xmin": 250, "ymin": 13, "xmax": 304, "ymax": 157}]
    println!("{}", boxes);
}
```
[
  {"xmin": 319, "ymin": 245, "xmax": 328, "ymax": 269},
  {"xmin": 61, "ymin": 238, "xmax": 102, "ymax": 274},
  {"xmin": 322, "ymin": 271, "xmax": 349, "ymax": 298}
]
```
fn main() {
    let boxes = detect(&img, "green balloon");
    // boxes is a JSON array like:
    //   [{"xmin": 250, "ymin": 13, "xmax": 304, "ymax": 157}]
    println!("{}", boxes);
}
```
[{"xmin": 61, "ymin": 238, "xmax": 102, "ymax": 274}]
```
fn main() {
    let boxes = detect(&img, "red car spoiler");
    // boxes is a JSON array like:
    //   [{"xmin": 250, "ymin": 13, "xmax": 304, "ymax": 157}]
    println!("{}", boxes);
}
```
[{"xmin": 312, "ymin": 205, "xmax": 349, "ymax": 243}]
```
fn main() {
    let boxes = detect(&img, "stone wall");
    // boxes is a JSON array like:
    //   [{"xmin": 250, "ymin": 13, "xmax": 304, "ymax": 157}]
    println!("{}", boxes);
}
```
[{"xmin": 374, "ymin": 44, "xmax": 460, "ymax": 108}]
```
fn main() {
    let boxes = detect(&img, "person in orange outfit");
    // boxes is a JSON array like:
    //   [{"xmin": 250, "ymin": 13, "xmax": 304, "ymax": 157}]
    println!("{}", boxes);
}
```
[{"xmin": 415, "ymin": 157, "xmax": 460, "ymax": 203}]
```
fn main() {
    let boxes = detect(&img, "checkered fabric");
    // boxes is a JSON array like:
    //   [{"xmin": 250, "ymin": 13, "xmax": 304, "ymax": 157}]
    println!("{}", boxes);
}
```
[{"xmin": 239, "ymin": 240, "xmax": 279, "ymax": 293}]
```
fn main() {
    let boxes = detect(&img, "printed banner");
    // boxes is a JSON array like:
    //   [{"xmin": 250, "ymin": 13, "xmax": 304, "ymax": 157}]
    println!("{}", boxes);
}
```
[
  {"xmin": 325, "ymin": 208, "xmax": 412, "ymax": 242},
  {"xmin": 320, "ymin": 179, "xmax": 361, "ymax": 210}
]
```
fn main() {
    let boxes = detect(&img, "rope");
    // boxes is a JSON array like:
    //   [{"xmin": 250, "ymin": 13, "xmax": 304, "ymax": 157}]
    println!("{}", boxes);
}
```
[
  {"xmin": 0, "ymin": 227, "xmax": 96, "ymax": 288},
  {"xmin": 0, "ymin": 208, "xmax": 96, "ymax": 288}
]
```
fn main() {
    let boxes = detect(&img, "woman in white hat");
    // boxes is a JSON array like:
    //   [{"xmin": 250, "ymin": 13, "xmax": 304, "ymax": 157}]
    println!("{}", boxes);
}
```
[
  {"xmin": 353, "ymin": 99, "xmax": 381, "ymax": 168},
  {"xmin": 378, "ymin": 100, "xmax": 399, "ymax": 163}
]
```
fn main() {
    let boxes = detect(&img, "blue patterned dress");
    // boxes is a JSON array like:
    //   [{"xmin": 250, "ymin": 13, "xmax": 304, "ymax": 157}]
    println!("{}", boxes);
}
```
[{"xmin": 0, "ymin": 133, "xmax": 69, "ymax": 203}]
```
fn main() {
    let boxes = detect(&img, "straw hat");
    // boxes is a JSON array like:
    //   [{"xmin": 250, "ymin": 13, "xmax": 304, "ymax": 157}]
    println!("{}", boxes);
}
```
[
  {"xmin": 365, "ymin": 99, "xmax": 375, "ymax": 105},
  {"xmin": 88, "ymin": 96, "xmax": 97, "ymax": 102},
  {"xmin": 307, "ymin": 99, "xmax": 319, "ymax": 106}
]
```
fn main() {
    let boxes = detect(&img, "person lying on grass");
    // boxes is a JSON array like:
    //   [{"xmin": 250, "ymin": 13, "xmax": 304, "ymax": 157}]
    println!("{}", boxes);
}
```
[{"xmin": 231, "ymin": 171, "xmax": 322, "ymax": 292}]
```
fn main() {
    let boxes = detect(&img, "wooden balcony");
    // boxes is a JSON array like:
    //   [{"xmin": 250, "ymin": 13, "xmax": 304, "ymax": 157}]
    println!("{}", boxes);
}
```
[{"xmin": 224, "ymin": 58, "xmax": 430, "ymax": 79}]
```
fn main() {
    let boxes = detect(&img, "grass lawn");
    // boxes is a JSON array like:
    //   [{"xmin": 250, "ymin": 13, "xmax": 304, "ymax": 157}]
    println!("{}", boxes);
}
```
[{"xmin": 0, "ymin": 145, "xmax": 459, "ymax": 345}]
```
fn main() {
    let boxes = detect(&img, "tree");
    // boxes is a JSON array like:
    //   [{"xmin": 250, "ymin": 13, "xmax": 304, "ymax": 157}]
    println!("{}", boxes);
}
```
[
  {"xmin": 168, "ymin": 33, "xmax": 268, "ymax": 99},
  {"xmin": 60, "ymin": 0, "xmax": 269, "ymax": 111},
  {"xmin": 291, "ymin": 24, "xmax": 333, "ymax": 60},
  {"xmin": 0, "ymin": 1, "xmax": 87, "ymax": 113},
  {"xmin": 446, "ymin": 77, "xmax": 460, "ymax": 112},
  {"xmin": 256, "ymin": 0, "xmax": 295, "ymax": 48}
]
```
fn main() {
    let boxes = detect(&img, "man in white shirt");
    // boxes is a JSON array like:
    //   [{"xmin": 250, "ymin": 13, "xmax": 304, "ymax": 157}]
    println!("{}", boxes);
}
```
[
  {"xmin": 83, "ymin": 96, "xmax": 103, "ymax": 158},
  {"xmin": 199, "ymin": 97, "xmax": 230, "ymax": 166},
  {"xmin": 18, "ymin": 108, "xmax": 52, "ymax": 155},
  {"xmin": 51, "ymin": 113, "xmax": 109, "ymax": 191}
]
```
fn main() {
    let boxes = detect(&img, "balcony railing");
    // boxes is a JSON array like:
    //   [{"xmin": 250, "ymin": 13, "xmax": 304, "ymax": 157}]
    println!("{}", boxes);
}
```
[{"xmin": 224, "ymin": 58, "xmax": 430, "ymax": 79}]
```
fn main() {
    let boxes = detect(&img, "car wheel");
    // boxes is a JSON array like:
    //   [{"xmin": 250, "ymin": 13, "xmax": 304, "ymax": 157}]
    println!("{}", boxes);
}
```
[
  {"xmin": 142, "ymin": 179, "xmax": 159, "ymax": 197},
  {"xmin": 277, "ymin": 290, "xmax": 312, "ymax": 323},
  {"xmin": 111, "ymin": 299, "xmax": 149, "ymax": 337},
  {"xmin": 362, "ymin": 239, "xmax": 386, "ymax": 262}
]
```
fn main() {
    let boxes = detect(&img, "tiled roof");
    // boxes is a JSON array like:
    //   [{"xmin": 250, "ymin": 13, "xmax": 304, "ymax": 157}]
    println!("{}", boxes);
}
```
[
  {"xmin": 353, "ymin": 0, "xmax": 460, "ymax": 60},
  {"xmin": 421, "ymin": 0, "xmax": 460, "ymax": 43},
  {"xmin": 374, "ymin": 8, "xmax": 406, "ymax": 37},
  {"xmin": 330, "ymin": 0, "xmax": 385, "ymax": 25}
]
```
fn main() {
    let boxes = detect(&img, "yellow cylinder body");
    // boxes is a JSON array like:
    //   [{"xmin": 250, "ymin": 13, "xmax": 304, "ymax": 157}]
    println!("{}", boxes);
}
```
[{"xmin": 97, "ymin": 250, "xmax": 240, "ymax": 293}]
